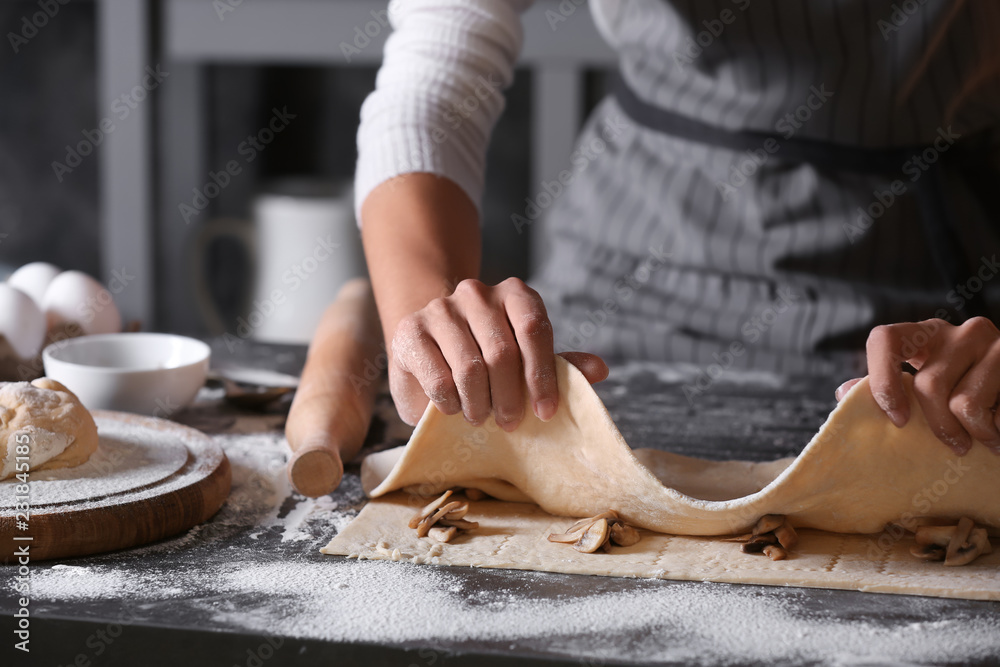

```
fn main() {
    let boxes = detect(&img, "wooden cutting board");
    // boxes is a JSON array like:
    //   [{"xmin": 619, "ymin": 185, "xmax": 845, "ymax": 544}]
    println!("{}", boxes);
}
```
[{"xmin": 0, "ymin": 411, "xmax": 230, "ymax": 562}]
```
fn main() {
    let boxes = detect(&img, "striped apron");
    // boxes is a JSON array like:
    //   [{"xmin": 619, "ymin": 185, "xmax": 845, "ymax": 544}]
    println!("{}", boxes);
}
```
[{"xmin": 530, "ymin": 0, "xmax": 1000, "ymax": 378}]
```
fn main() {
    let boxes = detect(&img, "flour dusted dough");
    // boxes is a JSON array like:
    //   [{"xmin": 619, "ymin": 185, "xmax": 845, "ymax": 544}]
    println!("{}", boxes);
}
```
[
  {"xmin": 0, "ymin": 379, "xmax": 99, "ymax": 480},
  {"xmin": 361, "ymin": 357, "xmax": 1000, "ymax": 535}
]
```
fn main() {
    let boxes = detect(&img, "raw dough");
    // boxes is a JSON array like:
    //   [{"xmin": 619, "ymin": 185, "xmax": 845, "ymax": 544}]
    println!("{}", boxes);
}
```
[
  {"xmin": 323, "ymin": 493, "xmax": 1000, "ymax": 600},
  {"xmin": 0, "ymin": 378, "xmax": 98, "ymax": 480},
  {"xmin": 361, "ymin": 356, "xmax": 1000, "ymax": 535}
]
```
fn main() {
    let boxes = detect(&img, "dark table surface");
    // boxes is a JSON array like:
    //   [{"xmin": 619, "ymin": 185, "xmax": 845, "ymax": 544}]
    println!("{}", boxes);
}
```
[{"xmin": 3, "ymin": 340, "xmax": 999, "ymax": 667}]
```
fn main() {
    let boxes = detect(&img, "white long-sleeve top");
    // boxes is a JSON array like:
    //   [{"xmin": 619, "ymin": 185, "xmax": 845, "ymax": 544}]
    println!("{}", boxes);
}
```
[{"xmin": 353, "ymin": 0, "xmax": 534, "ymax": 224}]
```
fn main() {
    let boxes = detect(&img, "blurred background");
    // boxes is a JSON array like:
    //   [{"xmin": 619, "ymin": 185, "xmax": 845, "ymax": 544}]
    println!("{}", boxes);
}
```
[{"xmin": 0, "ymin": 0, "xmax": 614, "ymax": 342}]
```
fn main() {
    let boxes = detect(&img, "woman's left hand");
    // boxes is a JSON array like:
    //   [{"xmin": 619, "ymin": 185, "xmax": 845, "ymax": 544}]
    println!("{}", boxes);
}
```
[{"xmin": 835, "ymin": 316, "xmax": 1000, "ymax": 456}]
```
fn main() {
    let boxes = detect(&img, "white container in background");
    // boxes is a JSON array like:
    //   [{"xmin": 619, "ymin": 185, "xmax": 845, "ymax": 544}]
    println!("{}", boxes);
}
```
[{"xmin": 194, "ymin": 179, "xmax": 365, "ymax": 345}]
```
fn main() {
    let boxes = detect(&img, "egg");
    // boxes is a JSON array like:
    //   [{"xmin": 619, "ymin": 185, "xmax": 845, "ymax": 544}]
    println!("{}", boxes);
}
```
[
  {"xmin": 7, "ymin": 262, "xmax": 61, "ymax": 307},
  {"xmin": 0, "ymin": 283, "xmax": 46, "ymax": 359},
  {"xmin": 42, "ymin": 271, "xmax": 122, "ymax": 335}
]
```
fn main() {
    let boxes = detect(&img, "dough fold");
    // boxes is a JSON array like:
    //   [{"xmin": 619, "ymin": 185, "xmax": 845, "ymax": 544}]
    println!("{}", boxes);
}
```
[{"xmin": 363, "ymin": 357, "xmax": 1000, "ymax": 535}]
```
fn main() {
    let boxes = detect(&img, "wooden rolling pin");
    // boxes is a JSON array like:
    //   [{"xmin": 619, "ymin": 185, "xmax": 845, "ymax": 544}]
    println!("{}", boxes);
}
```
[{"xmin": 285, "ymin": 278, "xmax": 384, "ymax": 497}]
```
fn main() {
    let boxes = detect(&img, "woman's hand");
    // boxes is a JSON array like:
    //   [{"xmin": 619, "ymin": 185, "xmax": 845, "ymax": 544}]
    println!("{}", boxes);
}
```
[
  {"xmin": 836, "ymin": 317, "xmax": 1000, "ymax": 456},
  {"xmin": 389, "ymin": 277, "xmax": 608, "ymax": 428}
]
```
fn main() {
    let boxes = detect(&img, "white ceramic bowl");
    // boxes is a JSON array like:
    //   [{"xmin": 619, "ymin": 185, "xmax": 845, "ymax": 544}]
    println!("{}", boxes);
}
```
[{"xmin": 42, "ymin": 333, "xmax": 210, "ymax": 416}]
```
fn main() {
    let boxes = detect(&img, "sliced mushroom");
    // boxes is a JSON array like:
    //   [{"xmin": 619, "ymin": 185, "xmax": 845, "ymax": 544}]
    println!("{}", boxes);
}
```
[
  {"xmin": 914, "ymin": 525, "xmax": 957, "ymax": 547},
  {"xmin": 415, "ymin": 513, "xmax": 437, "ymax": 538},
  {"xmin": 910, "ymin": 543, "xmax": 946, "ymax": 561},
  {"xmin": 426, "ymin": 501, "xmax": 464, "ymax": 526},
  {"xmin": 547, "ymin": 530, "xmax": 586, "ymax": 544},
  {"xmin": 721, "ymin": 533, "xmax": 754, "ymax": 543},
  {"xmin": 945, "ymin": 527, "xmax": 992, "ymax": 567},
  {"xmin": 762, "ymin": 544, "xmax": 787, "ymax": 561},
  {"xmin": 747, "ymin": 533, "xmax": 778, "ymax": 546},
  {"xmin": 774, "ymin": 523, "xmax": 798, "ymax": 550},
  {"xmin": 567, "ymin": 510, "xmax": 621, "ymax": 534},
  {"xmin": 945, "ymin": 517, "xmax": 976, "ymax": 564},
  {"xmin": 753, "ymin": 514, "xmax": 785, "ymax": 536},
  {"xmin": 427, "ymin": 525, "xmax": 458, "ymax": 543},
  {"xmin": 978, "ymin": 528, "xmax": 994, "ymax": 556},
  {"xmin": 464, "ymin": 488, "xmax": 487, "ymax": 501},
  {"xmin": 610, "ymin": 522, "xmax": 641, "ymax": 547},
  {"xmin": 438, "ymin": 518, "xmax": 479, "ymax": 530},
  {"xmin": 741, "ymin": 541, "xmax": 767, "ymax": 554},
  {"xmin": 408, "ymin": 490, "xmax": 453, "ymax": 529},
  {"xmin": 444, "ymin": 502, "xmax": 469, "ymax": 521},
  {"xmin": 574, "ymin": 519, "xmax": 610, "ymax": 553}
]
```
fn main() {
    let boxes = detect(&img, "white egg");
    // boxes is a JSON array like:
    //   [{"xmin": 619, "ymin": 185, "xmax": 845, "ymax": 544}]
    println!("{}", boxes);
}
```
[
  {"xmin": 7, "ymin": 262, "xmax": 61, "ymax": 307},
  {"xmin": 43, "ymin": 271, "xmax": 122, "ymax": 335},
  {"xmin": 0, "ymin": 283, "xmax": 46, "ymax": 359}
]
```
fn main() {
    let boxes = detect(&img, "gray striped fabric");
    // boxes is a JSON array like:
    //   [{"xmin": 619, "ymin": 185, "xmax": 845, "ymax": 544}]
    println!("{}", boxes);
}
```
[{"xmin": 531, "ymin": 0, "xmax": 1000, "ymax": 378}]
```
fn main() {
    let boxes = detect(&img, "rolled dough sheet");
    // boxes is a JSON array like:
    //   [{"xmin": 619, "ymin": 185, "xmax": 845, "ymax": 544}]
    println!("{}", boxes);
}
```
[
  {"xmin": 323, "ymin": 358, "xmax": 999, "ymax": 598},
  {"xmin": 360, "ymin": 358, "xmax": 1000, "ymax": 535},
  {"xmin": 323, "ymin": 492, "xmax": 1000, "ymax": 601}
]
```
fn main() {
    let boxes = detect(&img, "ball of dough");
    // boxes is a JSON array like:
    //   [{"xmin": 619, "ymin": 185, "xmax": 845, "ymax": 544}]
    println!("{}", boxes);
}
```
[{"xmin": 0, "ymin": 378, "xmax": 99, "ymax": 481}]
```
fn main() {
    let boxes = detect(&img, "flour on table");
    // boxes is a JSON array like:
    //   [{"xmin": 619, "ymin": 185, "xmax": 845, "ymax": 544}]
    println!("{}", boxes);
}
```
[{"xmin": 19, "ymin": 390, "xmax": 1000, "ymax": 667}]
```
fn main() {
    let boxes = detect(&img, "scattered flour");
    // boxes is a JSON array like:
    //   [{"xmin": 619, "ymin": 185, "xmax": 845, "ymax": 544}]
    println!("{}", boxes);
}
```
[{"xmin": 18, "ymin": 392, "xmax": 1000, "ymax": 665}]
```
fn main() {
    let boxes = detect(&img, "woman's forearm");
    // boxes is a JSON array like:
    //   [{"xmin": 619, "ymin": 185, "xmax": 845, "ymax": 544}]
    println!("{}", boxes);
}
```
[{"xmin": 360, "ymin": 173, "xmax": 481, "ymax": 347}]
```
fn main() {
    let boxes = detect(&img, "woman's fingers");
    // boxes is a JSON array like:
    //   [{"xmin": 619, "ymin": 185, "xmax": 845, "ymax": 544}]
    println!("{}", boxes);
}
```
[
  {"xmin": 390, "ymin": 313, "xmax": 460, "ymax": 423},
  {"xmin": 501, "ymin": 279, "xmax": 560, "ymax": 422},
  {"xmin": 558, "ymin": 351, "xmax": 610, "ymax": 384},
  {"xmin": 456, "ymin": 280, "xmax": 525, "ymax": 433},
  {"xmin": 948, "ymin": 341, "xmax": 1000, "ymax": 453},
  {"xmin": 864, "ymin": 317, "xmax": 1000, "ymax": 455},
  {"xmin": 422, "ymin": 298, "xmax": 491, "ymax": 425},
  {"xmin": 389, "ymin": 277, "xmax": 612, "ymax": 431},
  {"xmin": 387, "ymin": 363, "xmax": 429, "ymax": 426},
  {"xmin": 911, "ymin": 346, "xmax": 978, "ymax": 456},
  {"xmin": 865, "ymin": 319, "xmax": 946, "ymax": 427},
  {"xmin": 834, "ymin": 378, "xmax": 862, "ymax": 402}
]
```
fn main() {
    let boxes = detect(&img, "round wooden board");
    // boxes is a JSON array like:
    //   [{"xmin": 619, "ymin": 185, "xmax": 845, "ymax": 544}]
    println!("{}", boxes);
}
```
[{"xmin": 0, "ymin": 411, "xmax": 231, "ymax": 562}]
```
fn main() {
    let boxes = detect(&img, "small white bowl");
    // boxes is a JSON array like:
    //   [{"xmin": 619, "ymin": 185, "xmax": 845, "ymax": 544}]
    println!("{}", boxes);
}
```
[{"xmin": 42, "ymin": 333, "xmax": 210, "ymax": 416}]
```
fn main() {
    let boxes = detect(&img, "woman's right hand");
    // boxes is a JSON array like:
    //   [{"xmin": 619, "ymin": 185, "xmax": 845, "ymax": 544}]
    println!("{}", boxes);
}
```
[{"xmin": 389, "ymin": 277, "xmax": 608, "ymax": 428}]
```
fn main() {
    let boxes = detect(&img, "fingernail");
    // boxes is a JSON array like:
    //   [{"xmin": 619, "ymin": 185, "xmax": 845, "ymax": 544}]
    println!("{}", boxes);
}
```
[
  {"xmin": 943, "ymin": 433, "xmax": 972, "ymax": 456},
  {"xmin": 951, "ymin": 442, "xmax": 973, "ymax": 456},
  {"xmin": 495, "ymin": 412, "xmax": 519, "ymax": 432},
  {"xmin": 887, "ymin": 409, "xmax": 908, "ymax": 428},
  {"xmin": 534, "ymin": 399, "xmax": 557, "ymax": 422},
  {"xmin": 834, "ymin": 381, "xmax": 853, "ymax": 401}
]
